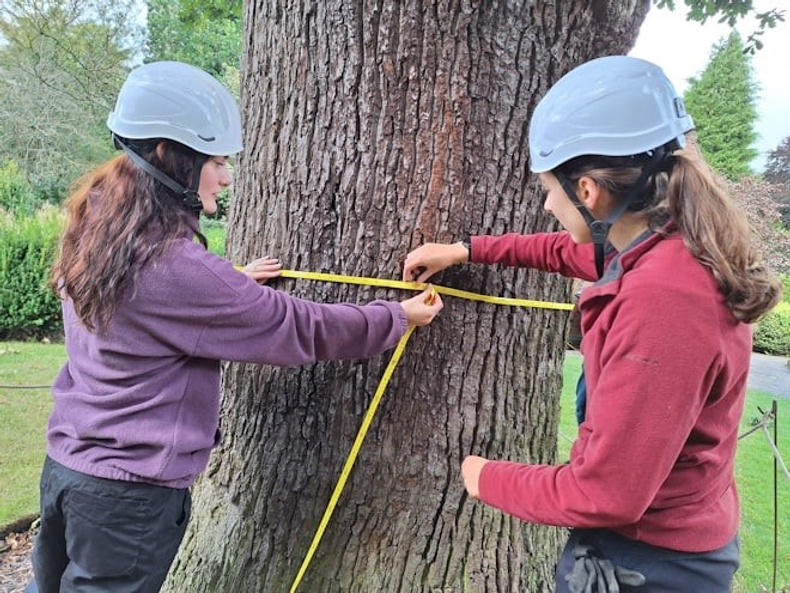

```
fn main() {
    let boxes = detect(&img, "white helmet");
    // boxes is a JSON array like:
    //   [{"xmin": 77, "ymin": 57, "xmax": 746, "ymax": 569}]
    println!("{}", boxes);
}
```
[
  {"xmin": 529, "ymin": 56, "xmax": 693, "ymax": 173},
  {"xmin": 107, "ymin": 61, "xmax": 242, "ymax": 156}
]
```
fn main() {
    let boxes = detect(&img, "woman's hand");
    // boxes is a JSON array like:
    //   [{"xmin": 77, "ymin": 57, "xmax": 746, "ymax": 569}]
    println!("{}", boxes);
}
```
[
  {"xmin": 403, "ymin": 242, "xmax": 469, "ymax": 283},
  {"xmin": 461, "ymin": 455, "xmax": 489, "ymax": 499},
  {"xmin": 400, "ymin": 287, "xmax": 444, "ymax": 326},
  {"xmin": 241, "ymin": 256, "xmax": 282, "ymax": 284}
]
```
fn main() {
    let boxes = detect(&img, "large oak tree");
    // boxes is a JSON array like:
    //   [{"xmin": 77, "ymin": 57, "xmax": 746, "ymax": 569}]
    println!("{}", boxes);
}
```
[{"xmin": 162, "ymin": 1, "xmax": 716, "ymax": 591}]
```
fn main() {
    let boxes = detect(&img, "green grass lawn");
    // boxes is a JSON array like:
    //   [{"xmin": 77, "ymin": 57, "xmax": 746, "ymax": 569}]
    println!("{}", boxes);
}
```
[
  {"xmin": 0, "ymin": 341, "xmax": 61, "ymax": 526},
  {"xmin": 2, "ymin": 342, "xmax": 788, "ymax": 590}
]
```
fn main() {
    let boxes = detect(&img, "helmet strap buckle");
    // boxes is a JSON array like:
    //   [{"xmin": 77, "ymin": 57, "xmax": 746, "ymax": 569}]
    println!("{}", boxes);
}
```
[{"xmin": 182, "ymin": 189, "xmax": 204, "ymax": 214}]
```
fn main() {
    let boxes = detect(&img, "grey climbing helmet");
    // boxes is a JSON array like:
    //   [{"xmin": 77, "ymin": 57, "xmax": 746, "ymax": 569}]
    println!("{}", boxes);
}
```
[
  {"xmin": 107, "ymin": 61, "xmax": 242, "ymax": 156},
  {"xmin": 528, "ymin": 56, "xmax": 695, "ymax": 278},
  {"xmin": 528, "ymin": 55, "xmax": 694, "ymax": 173}
]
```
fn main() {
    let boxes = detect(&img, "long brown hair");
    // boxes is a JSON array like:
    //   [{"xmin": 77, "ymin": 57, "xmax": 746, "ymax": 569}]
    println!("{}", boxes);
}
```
[
  {"xmin": 50, "ymin": 140, "xmax": 207, "ymax": 331},
  {"xmin": 557, "ymin": 144, "xmax": 782, "ymax": 323}
]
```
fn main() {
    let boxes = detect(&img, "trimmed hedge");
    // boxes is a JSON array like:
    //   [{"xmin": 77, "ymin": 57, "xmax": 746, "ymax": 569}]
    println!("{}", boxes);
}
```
[
  {"xmin": 0, "ymin": 207, "xmax": 63, "ymax": 339},
  {"xmin": 753, "ymin": 301, "xmax": 790, "ymax": 357},
  {"xmin": 0, "ymin": 212, "xmax": 229, "ymax": 340}
]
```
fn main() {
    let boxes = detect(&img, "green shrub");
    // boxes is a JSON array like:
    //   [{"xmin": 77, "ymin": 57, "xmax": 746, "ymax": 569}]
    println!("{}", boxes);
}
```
[
  {"xmin": 214, "ymin": 187, "xmax": 232, "ymax": 220},
  {"xmin": 0, "ymin": 160, "xmax": 38, "ymax": 217},
  {"xmin": 753, "ymin": 301, "xmax": 790, "ymax": 356},
  {"xmin": 780, "ymin": 273, "xmax": 790, "ymax": 304},
  {"xmin": 31, "ymin": 176, "xmax": 70, "ymax": 209},
  {"xmin": 0, "ymin": 207, "xmax": 63, "ymax": 339}
]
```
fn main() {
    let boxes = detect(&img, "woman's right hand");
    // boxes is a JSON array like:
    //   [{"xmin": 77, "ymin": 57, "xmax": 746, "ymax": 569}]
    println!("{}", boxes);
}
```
[
  {"xmin": 400, "ymin": 287, "xmax": 444, "ymax": 327},
  {"xmin": 402, "ymin": 242, "xmax": 469, "ymax": 283},
  {"xmin": 241, "ymin": 256, "xmax": 282, "ymax": 284}
]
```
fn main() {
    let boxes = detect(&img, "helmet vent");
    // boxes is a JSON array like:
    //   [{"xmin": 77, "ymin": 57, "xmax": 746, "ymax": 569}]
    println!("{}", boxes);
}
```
[{"xmin": 673, "ymin": 97, "xmax": 687, "ymax": 119}]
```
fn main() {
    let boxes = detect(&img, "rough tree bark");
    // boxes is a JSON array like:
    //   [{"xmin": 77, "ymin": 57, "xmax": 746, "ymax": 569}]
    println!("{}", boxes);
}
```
[{"xmin": 166, "ymin": 1, "xmax": 648, "ymax": 591}]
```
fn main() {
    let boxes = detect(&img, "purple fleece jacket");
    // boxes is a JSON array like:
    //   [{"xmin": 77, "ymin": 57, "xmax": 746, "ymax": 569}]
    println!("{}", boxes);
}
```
[{"xmin": 47, "ymin": 238, "xmax": 407, "ymax": 488}]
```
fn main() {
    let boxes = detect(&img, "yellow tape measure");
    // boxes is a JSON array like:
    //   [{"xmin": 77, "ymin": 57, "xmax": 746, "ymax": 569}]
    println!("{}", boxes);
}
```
[
  {"xmin": 289, "ymin": 324, "xmax": 416, "ymax": 592},
  {"xmin": 234, "ymin": 264, "xmax": 572, "ymax": 591},
  {"xmin": 275, "ymin": 268, "xmax": 574, "ymax": 311}
]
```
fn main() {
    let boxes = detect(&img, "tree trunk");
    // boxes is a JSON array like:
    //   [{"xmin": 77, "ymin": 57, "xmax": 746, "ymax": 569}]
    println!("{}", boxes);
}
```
[{"xmin": 166, "ymin": 1, "xmax": 648, "ymax": 591}]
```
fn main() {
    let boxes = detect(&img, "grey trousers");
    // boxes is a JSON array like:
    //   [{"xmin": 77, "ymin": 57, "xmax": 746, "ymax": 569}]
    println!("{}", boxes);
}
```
[
  {"xmin": 555, "ymin": 528, "xmax": 739, "ymax": 593},
  {"xmin": 26, "ymin": 456, "xmax": 191, "ymax": 593}
]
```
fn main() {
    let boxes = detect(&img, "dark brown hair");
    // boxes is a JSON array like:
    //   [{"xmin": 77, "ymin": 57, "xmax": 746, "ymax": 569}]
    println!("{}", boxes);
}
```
[
  {"xmin": 558, "ymin": 144, "xmax": 782, "ymax": 323},
  {"xmin": 50, "ymin": 140, "xmax": 207, "ymax": 331}
]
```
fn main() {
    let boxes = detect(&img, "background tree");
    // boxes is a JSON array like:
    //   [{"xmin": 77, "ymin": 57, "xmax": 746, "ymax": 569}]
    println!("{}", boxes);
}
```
[
  {"xmin": 145, "ymin": 0, "xmax": 241, "ymax": 82},
  {"xmin": 763, "ymin": 135, "xmax": 790, "ymax": 228},
  {"xmin": 0, "ymin": 0, "xmax": 138, "ymax": 204},
  {"xmin": 728, "ymin": 177, "xmax": 790, "ymax": 274},
  {"xmin": 683, "ymin": 31, "xmax": 759, "ymax": 180},
  {"xmin": 656, "ymin": 0, "xmax": 785, "ymax": 52},
  {"xmin": 764, "ymin": 136, "xmax": 790, "ymax": 183}
]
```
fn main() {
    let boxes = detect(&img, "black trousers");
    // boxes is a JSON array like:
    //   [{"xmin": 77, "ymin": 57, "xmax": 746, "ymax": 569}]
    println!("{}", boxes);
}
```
[
  {"xmin": 26, "ymin": 456, "xmax": 191, "ymax": 593},
  {"xmin": 555, "ymin": 528, "xmax": 739, "ymax": 593}
]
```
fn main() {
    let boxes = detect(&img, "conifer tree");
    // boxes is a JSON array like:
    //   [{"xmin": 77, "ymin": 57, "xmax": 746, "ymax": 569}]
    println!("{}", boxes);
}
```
[{"xmin": 683, "ymin": 31, "xmax": 759, "ymax": 180}]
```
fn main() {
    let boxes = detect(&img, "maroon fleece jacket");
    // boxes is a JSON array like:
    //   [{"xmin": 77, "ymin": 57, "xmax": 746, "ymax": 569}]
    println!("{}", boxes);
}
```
[{"xmin": 470, "ymin": 228, "xmax": 750, "ymax": 552}]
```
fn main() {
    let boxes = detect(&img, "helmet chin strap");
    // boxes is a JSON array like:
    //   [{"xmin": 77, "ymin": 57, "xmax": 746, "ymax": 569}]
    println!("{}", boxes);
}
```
[
  {"xmin": 113, "ymin": 134, "xmax": 207, "ymax": 214},
  {"xmin": 555, "ymin": 146, "xmax": 673, "ymax": 279},
  {"xmin": 555, "ymin": 173, "xmax": 608, "ymax": 278}
]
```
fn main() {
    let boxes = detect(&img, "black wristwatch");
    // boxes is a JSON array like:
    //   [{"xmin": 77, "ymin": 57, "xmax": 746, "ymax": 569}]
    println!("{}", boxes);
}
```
[{"xmin": 461, "ymin": 237, "xmax": 472, "ymax": 261}]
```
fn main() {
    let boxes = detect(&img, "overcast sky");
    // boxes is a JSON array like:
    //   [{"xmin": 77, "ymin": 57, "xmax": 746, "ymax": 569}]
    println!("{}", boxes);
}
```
[{"xmin": 629, "ymin": 2, "xmax": 790, "ymax": 171}]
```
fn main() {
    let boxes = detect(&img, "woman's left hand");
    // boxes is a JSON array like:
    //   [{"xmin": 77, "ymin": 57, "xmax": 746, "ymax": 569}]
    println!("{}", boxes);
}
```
[
  {"xmin": 242, "ymin": 256, "xmax": 282, "ymax": 284},
  {"xmin": 461, "ymin": 455, "xmax": 489, "ymax": 499}
]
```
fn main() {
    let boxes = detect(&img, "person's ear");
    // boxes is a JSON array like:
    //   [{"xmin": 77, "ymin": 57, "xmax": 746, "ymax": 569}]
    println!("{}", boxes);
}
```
[{"xmin": 577, "ymin": 176, "xmax": 603, "ymax": 211}]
